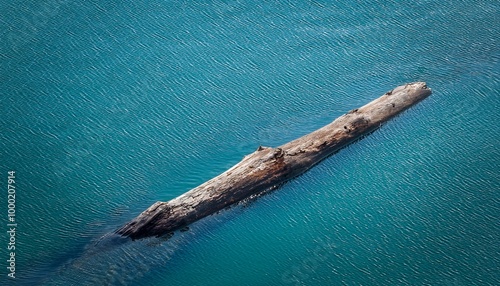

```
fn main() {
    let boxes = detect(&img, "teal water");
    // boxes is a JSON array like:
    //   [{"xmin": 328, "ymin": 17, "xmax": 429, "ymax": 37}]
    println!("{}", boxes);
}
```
[{"xmin": 1, "ymin": 0, "xmax": 499, "ymax": 285}]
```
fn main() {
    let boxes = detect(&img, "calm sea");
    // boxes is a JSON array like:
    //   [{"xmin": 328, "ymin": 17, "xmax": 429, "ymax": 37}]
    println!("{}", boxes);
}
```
[{"xmin": 1, "ymin": 0, "xmax": 498, "ymax": 285}]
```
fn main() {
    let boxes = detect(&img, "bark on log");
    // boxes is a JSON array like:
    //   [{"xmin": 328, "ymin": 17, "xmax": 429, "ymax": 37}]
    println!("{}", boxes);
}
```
[{"xmin": 117, "ymin": 82, "xmax": 431, "ymax": 240}]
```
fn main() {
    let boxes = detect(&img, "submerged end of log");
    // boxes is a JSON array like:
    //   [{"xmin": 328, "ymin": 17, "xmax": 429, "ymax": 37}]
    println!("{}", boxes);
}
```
[{"xmin": 117, "ymin": 82, "xmax": 431, "ymax": 240}]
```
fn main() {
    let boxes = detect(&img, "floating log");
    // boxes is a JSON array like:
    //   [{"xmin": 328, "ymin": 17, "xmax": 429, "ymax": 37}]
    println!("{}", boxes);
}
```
[{"xmin": 117, "ymin": 82, "xmax": 431, "ymax": 239}]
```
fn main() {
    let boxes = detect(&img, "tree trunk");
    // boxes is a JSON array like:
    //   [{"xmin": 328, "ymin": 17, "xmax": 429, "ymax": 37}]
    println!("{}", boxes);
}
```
[{"xmin": 117, "ymin": 82, "xmax": 431, "ymax": 240}]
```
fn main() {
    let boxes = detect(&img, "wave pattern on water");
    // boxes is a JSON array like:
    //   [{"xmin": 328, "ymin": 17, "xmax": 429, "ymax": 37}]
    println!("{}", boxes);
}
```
[{"xmin": 0, "ymin": 0, "xmax": 499, "ymax": 285}]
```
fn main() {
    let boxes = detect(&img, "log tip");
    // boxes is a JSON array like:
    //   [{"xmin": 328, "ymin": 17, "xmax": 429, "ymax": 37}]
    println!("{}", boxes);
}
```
[
  {"xmin": 410, "ymin": 81, "xmax": 431, "ymax": 91},
  {"xmin": 386, "ymin": 82, "xmax": 431, "ymax": 102},
  {"xmin": 115, "ymin": 201, "xmax": 171, "ymax": 239},
  {"xmin": 410, "ymin": 81, "xmax": 432, "ymax": 98}
]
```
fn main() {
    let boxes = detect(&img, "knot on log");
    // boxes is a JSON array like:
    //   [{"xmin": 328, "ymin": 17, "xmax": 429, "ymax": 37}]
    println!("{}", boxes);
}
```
[
  {"xmin": 350, "ymin": 117, "xmax": 370, "ymax": 130},
  {"xmin": 273, "ymin": 148, "xmax": 284, "ymax": 159},
  {"xmin": 256, "ymin": 145, "xmax": 271, "ymax": 152}
]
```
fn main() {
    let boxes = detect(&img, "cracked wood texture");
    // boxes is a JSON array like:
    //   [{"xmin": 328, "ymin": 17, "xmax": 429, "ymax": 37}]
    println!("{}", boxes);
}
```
[{"xmin": 117, "ymin": 82, "xmax": 431, "ymax": 240}]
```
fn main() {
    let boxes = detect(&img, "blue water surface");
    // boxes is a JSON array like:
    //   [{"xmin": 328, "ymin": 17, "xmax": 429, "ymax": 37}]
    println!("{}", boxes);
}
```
[{"xmin": 0, "ymin": 0, "xmax": 499, "ymax": 285}]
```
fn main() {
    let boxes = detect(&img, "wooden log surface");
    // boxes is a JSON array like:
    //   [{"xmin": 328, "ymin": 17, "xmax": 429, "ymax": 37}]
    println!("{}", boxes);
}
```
[{"xmin": 117, "ymin": 82, "xmax": 431, "ymax": 239}]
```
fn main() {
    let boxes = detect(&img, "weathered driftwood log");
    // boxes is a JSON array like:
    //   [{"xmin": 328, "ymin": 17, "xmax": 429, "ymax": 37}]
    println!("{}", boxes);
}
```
[{"xmin": 118, "ymin": 82, "xmax": 431, "ymax": 239}]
